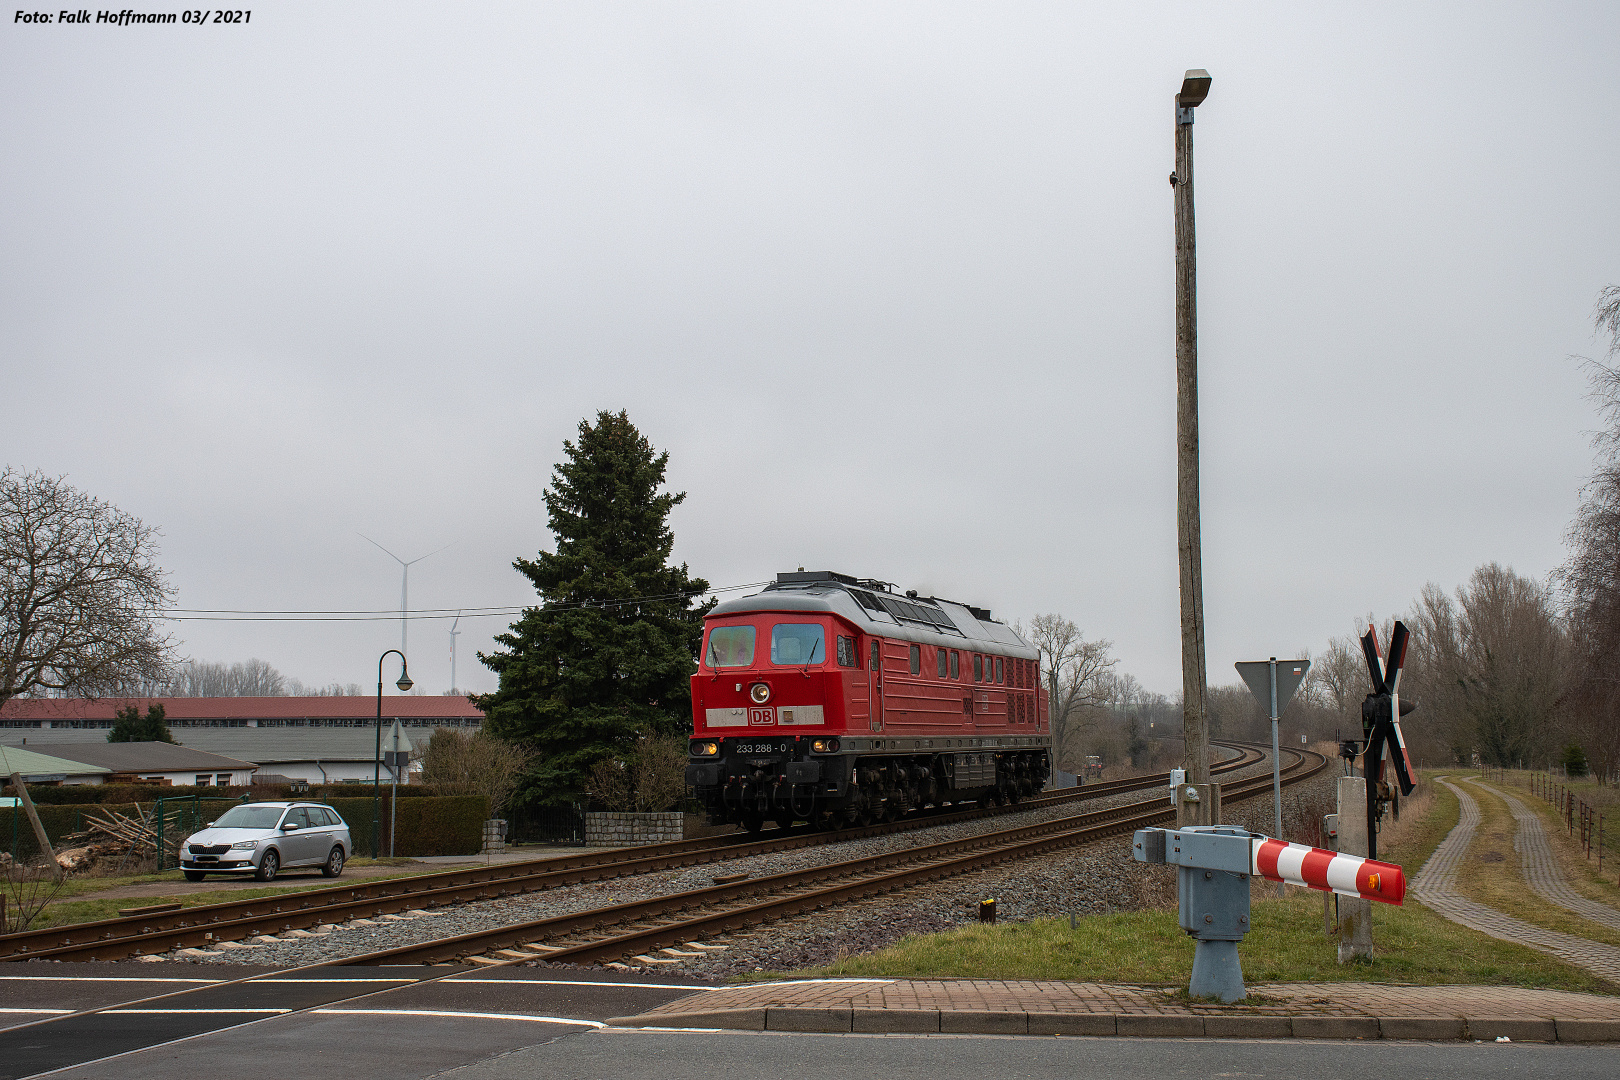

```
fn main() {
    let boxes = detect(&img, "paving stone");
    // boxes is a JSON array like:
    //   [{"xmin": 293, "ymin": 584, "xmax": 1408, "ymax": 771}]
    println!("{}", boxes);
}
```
[
  {"xmin": 853, "ymin": 1007, "xmax": 937, "ymax": 1033},
  {"xmin": 1379, "ymin": 1016, "xmax": 1467, "ymax": 1041},
  {"xmin": 1466, "ymin": 1017, "xmax": 1557, "ymax": 1042},
  {"xmin": 1291, "ymin": 1016, "xmax": 1379, "ymax": 1040},
  {"xmin": 1116, "ymin": 1015, "xmax": 1203, "ymax": 1038},
  {"xmin": 1415, "ymin": 780, "xmax": 1620, "ymax": 985},
  {"xmin": 938, "ymin": 1011, "xmax": 1027, "ymax": 1035},
  {"xmin": 1202, "ymin": 1015, "xmax": 1293, "ymax": 1039},
  {"xmin": 1473, "ymin": 782, "xmax": 1620, "ymax": 934},
  {"xmin": 767, "ymin": 1007, "xmax": 853, "ymax": 1032},
  {"xmin": 1027, "ymin": 1013, "xmax": 1118, "ymax": 1036},
  {"xmin": 1555, "ymin": 1018, "xmax": 1620, "ymax": 1043}
]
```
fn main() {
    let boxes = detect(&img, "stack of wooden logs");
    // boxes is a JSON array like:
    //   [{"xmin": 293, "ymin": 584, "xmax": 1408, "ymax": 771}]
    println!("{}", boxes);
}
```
[{"xmin": 52, "ymin": 807, "xmax": 188, "ymax": 872}]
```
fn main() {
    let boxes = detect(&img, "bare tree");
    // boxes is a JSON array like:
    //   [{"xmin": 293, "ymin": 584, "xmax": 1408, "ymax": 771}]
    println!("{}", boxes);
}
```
[
  {"xmin": 585, "ymin": 734, "xmax": 688, "ymax": 813},
  {"xmin": 1556, "ymin": 285, "xmax": 1620, "ymax": 781},
  {"xmin": 418, "ymin": 728, "xmax": 533, "ymax": 818},
  {"xmin": 1, "ymin": 469, "xmax": 174, "ymax": 708},
  {"xmin": 1018, "ymin": 614, "xmax": 1117, "ymax": 771}
]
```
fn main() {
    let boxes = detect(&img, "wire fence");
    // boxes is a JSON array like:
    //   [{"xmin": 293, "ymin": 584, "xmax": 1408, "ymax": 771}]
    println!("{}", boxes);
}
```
[{"xmin": 1486, "ymin": 767, "xmax": 1617, "ymax": 885}]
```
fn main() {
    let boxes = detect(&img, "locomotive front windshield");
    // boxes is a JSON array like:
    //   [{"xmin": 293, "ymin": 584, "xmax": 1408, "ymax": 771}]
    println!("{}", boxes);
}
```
[
  {"xmin": 705, "ymin": 625, "xmax": 756, "ymax": 668},
  {"xmin": 771, "ymin": 623, "xmax": 825, "ymax": 665}
]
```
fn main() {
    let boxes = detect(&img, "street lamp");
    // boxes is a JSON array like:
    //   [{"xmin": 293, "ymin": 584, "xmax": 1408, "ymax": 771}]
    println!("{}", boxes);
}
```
[
  {"xmin": 374, "ymin": 649, "xmax": 412, "ymax": 859},
  {"xmin": 1172, "ymin": 68, "xmax": 1212, "ymax": 791}
]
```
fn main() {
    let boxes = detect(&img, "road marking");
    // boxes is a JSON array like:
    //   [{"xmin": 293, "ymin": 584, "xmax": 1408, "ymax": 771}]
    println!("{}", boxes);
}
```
[
  {"xmin": 444, "ymin": 979, "xmax": 720, "ymax": 991},
  {"xmin": 105, "ymin": 1008, "xmax": 292, "ymax": 1015},
  {"xmin": 0, "ymin": 1008, "xmax": 73, "ymax": 1014},
  {"xmin": 0, "ymin": 976, "xmax": 220, "ymax": 983},
  {"xmin": 245, "ymin": 978, "xmax": 417, "ymax": 984},
  {"xmin": 313, "ymin": 1008, "xmax": 605, "ymax": 1027}
]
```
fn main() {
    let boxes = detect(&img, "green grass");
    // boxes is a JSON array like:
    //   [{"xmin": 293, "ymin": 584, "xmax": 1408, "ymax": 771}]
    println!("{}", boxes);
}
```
[{"xmin": 775, "ymin": 769, "xmax": 1618, "ymax": 994}]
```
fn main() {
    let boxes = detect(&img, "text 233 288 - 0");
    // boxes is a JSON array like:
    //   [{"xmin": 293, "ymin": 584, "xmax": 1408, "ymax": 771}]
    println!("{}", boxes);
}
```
[{"xmin": 732, "ymin": 740, "xmax": 792, "ymax": 756}]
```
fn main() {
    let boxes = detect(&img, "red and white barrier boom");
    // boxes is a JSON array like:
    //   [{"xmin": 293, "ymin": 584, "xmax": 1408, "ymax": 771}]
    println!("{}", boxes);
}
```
[{"xmin": 1252, "ymin": 837, "xmax": 1405, "ymax": 905}]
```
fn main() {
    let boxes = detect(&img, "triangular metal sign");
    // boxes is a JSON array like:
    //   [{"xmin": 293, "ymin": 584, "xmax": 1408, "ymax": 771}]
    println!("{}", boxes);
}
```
[
  {"xmin": 387, "ymin": 720, "xmax": 413, "ymax": 755},
  {"xmin": 1235, "ymin": 659, "xmax": 1311, "ymax": 718}
]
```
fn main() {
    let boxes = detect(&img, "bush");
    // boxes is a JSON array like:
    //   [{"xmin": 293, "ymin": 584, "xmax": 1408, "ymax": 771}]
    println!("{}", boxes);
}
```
[
  {"xmin": 1562, "ymin": 742, "xmax": 1590, "ymax": 778},
  {"xmin": 329, "ymin": 794, "xmax": 488, "ymax": 858},
  {"xmin": 2, "ymin": 793, "xmax": 489, "ymax": 860}
]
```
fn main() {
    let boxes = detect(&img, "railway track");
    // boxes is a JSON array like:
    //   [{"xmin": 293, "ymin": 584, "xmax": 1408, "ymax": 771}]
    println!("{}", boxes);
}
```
[
  {"xmin": 0, "ymin": 743, "xmax": 1263, "ymax": 964},
  {"xmin": 335, "ymin": 744, "xmax": 1328, "ymax": 969}
]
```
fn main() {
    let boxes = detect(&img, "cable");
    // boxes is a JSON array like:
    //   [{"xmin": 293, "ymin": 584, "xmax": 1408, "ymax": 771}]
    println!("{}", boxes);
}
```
[{"xmin": 148, "ymin": 581, "xmax": 772, "ymax": 623}]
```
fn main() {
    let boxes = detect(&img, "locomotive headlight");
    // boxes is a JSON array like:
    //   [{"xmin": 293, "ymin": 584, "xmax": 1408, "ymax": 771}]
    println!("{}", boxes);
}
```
[
  {"xmin": 689, "ymin": 740, "xmax": 720, "ymax": 757},
  {"xmin": 811, "ymin": 738, "xmax": 840, "ymax": 753},
  {"xmin": 749, "ymin": 682, "xmax": 771, "ymax": 704}
]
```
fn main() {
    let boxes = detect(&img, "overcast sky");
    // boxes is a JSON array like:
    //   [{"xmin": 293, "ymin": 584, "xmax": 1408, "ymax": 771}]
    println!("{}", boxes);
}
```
[{"xmin": 4, "ymin": 3, "xmax": 1616, "ymax": 700}]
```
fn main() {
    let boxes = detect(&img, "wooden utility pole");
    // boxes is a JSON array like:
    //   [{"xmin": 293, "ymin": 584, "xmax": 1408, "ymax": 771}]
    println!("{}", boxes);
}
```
[
  {"xmin": 1173, "ymin": 69, "xmax": 1213, "ymax": 785},
  {"xmin": 7, "ymin": 773, "xmax": 63, "ymax": 883}
]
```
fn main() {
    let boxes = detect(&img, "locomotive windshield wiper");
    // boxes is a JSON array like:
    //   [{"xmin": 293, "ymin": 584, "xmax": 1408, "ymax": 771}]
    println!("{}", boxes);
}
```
[{"xmin": 801, "ymin": 638, "xmax": 822, "ymax": 673}]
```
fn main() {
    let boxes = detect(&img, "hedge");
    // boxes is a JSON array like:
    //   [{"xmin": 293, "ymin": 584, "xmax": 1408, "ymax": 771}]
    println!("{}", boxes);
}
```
[{"xmin": 3, "ymin": 794, "xmax": 489, "ymax": 861}]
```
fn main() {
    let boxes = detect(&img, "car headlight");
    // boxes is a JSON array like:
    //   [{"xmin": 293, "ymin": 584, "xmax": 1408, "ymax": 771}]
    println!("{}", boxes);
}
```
[
  {"xmin": 749, "ymin": 682, "xmax": 771, "ymax": 703},
  {"xmin": 811, "ymin": 738, "xmax": 840, "ymax": 753},
  {"xmin": 689, "ymin": 740, "xmax": 720, "ymax": 757},
  {"xmin": 231, "ymin": 840, "xmax": 260, "ymax": 849}
]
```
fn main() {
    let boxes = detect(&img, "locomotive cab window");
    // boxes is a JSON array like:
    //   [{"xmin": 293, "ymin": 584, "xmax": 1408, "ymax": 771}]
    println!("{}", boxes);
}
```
[
  {"xmin": 705, "ymin": 625, "xmax": 756, "ymax": 668},
  {"xmin": 950, "ymin": 651, "xmax": 960, "ymax": 679},
  {"xmin": 870, "ymin": 640, "xmax": 880, "ymax": 670},
  {"xmin": 937, "ymin": 648, "xmax": 948, "ymax": 678},
  {"xmin": 995, "ymin": 657, "xmax": 1004, "ymax": 684},
  {"xmin": 909, "ymin": 644, "xmax": 921, "ymax": 674},
  {"xmin": 973, "ymin": 654, "xmax": 983, "ymax": 682},
  {"xmin": 771, "ymin": 623, "xmax": 825, "ymax": 665},
  {"xmin": 836, "ymin": 635, "xmax": 857, "ymax": 668}
]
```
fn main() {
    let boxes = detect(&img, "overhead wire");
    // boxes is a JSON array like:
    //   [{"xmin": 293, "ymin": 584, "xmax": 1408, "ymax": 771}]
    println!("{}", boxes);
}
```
[{"xmin": 149, "ymin": 580, "xmax": 772, "ymax": 623}]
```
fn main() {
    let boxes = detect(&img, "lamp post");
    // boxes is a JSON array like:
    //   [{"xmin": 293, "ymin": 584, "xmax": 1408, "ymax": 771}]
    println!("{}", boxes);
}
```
[
  {"xmin": 374, "ymin": 649, "xmax": 412, "ymax": 859},
  {"xmin": 1172, "ymin": 68, "xmax": 1212, "ymax": 787}
]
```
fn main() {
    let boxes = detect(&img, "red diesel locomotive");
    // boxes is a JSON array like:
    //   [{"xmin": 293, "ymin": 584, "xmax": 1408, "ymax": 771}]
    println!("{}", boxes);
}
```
[{"xmin": 685, "ymin": 571, "xmax": 1052, "ymax": 832}]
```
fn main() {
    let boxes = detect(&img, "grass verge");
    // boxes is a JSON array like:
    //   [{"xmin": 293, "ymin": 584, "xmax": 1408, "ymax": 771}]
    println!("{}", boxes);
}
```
[{"xmin": 776, "ymin": 771, "xmax": 1617, "ymax": 994}]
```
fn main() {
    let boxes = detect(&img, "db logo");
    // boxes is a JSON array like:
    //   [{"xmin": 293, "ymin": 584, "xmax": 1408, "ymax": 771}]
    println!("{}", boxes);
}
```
[{"xmin": 748, "ymin": 707, "xmax": 775, "ymax": 726}]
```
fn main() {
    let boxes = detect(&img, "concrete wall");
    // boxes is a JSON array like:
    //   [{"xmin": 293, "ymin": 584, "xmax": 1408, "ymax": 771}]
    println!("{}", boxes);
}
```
[{"xmin": 583, "ymin": 811, "xmax": 684, "ymax": 847}]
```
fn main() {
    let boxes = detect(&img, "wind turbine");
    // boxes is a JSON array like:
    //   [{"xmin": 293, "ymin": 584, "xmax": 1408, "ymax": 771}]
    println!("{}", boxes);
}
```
[
  {"xmin": 448, "ymin": 612, "xmax": 462, "ymax": 694},
  {"xmin": 361, "ymin": 535, "xmax": 452, "ymax": 663}
]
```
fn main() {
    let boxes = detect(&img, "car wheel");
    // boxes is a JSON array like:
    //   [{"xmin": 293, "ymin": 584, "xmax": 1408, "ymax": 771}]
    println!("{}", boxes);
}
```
[
  {"xmin": 321, "ymin": 846, "xmax": 345, "ymax": 878},
  {"xmin": 183, "ymin": 870, "xmax": 207, "ymax": 882},
  {"xmin": 255, "ymin": 848, "xmax": 280, "ymax": 882}
]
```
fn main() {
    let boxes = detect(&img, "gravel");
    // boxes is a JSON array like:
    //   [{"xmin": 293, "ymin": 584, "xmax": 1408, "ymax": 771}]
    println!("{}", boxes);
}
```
[{"xmin": 130, "ymin": 751, "xmax": 1337, "ymax": 975}]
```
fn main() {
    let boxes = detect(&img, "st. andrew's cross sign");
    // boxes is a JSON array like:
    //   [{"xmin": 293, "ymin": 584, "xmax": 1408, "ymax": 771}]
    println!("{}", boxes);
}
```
[{"xmin": 1359, "ymin": 621, "xmax": 1418, "ymax": 860}]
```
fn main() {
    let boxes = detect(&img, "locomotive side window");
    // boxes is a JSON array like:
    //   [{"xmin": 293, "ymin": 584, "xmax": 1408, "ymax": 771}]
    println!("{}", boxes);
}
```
[
  {"xmin": 836, "ymin": 635, "xmax": 856, "ymax": 668},
  {"xmin": 870, "ymin": 640, "xmax": 880, "ymax": 670},
  {"xmin": 909, "ymin": 645, "xmax": 921, "ymax": 674},
  {"xmin": 995, "ymin": 657, "xmax": 1004, "ymax": 684},
  {"xmin": 771, "ymin": 623, "xmax": 825, "ymax": 665},
  {"xmin": 950, "ymin": 650, "xmax": 960, "ymax": 679},
  {"xmin": 973, "ymin": 654, "xmax": 983, "ymax": 682},
  {"xmin": 937, "ymin": 648, "xmax": 948, "ymax": 678},
  {"xmin": 705, "ymin": 626, "xmax": 756, "ymax": 668}
]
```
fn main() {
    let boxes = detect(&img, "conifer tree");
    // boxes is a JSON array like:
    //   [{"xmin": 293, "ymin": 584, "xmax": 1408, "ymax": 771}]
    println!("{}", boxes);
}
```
[
  {"xmin": 477, "ymin": 411, "xmax": 711, "ymax": 807},
  {"xmin": 107, "ymin": 702, "xmax": 176, "ymax": 743}
]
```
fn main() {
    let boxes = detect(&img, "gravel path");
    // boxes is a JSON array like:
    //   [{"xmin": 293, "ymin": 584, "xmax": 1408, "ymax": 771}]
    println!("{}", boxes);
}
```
[{"xmin": 132, "ymin": 751, "xmax": 1326, "ymax": 974}]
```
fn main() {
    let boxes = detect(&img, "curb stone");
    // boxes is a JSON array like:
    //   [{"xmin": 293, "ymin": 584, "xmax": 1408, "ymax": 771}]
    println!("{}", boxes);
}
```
[
  {"xmin": 605, "ymin": 1008, "xmax": 1618, "ymax": 1042},
  {"xmin": 1379, "ymin": 1016, "xmax": 1467, "ymax": 1041},
  {"xmin": 1466, "ymin": 1017, "xmax": 1556, "ymax": 1042}
]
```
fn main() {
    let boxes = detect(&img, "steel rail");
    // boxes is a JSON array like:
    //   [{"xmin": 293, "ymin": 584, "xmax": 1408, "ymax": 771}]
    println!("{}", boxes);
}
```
[
  {"xmin": 337, "ymin": 745, "xmax": 1325, "ymax": 968},
  {"xmin": 0, "ymin": 743, "xmax": 1262, "ymax": 963}
]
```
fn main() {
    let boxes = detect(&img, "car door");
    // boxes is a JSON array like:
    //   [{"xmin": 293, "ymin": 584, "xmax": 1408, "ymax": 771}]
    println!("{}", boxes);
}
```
[{"xmin": 282, "ymin": 807, "xmax": 320, "ymax": 865}]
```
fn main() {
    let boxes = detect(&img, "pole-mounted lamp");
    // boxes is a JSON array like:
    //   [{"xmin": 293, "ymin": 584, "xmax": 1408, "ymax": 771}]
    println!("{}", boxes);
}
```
[{"xmin": 374, "ymin": 649, "xmax": 412, "ymax": 859}]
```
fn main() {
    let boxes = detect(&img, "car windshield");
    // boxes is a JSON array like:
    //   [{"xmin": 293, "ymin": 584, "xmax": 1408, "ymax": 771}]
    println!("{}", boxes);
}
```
[
  {"xmin": 211, "ymin": 806, "xmax": 286, "ymax": 830},
  {"xmin": 705, "ymin": 625, "xmax": 756, "ymax": 668},
  {"xmin": 771, "ymin": 623, "xmax": 825, "ymax": 666}
]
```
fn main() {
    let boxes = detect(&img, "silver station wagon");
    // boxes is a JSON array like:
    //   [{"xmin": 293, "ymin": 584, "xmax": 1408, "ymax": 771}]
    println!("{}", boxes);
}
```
[{"xmin": 180, "ymin": 801, "xmax": 352, "ymax": 882}]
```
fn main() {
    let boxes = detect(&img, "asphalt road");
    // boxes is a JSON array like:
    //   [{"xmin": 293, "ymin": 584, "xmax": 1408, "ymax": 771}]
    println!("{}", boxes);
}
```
[
  {"xmin": 0, "ymin": 964, "xmax": 714, "ymax": 1079},
  {"xmin": 4, "ymin": 966, "xmax": 1616, "ymax": 1080}
]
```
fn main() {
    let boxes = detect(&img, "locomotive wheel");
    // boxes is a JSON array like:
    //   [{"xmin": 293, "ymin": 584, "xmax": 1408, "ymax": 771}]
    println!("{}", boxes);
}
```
[
  {"xmin": 1004, "ymin": 785, "xmax": 1021, "ymax": 805},
  {"xmin": 775, "ymin": 814, "xmax": 795, "ymax": 832},
  {"xmin": 741, "ymin": 812, "xmax": 766, "ymax": 835}
]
